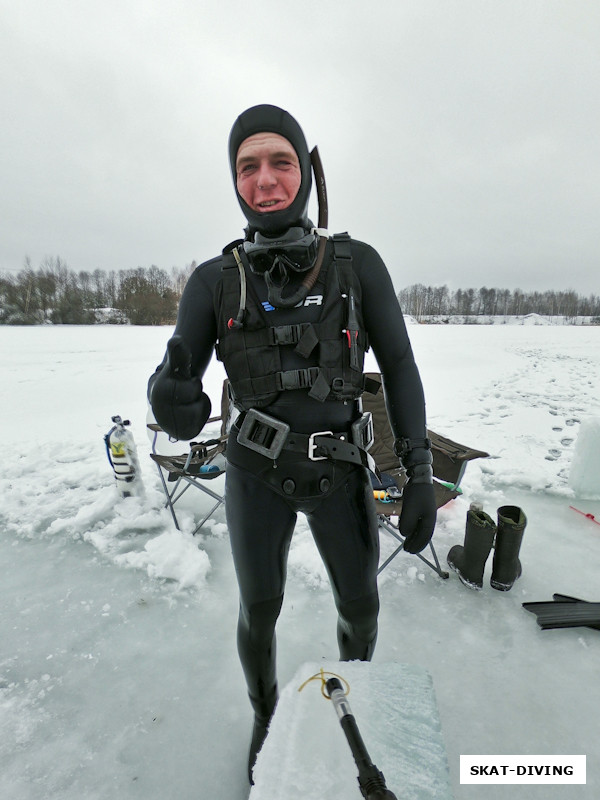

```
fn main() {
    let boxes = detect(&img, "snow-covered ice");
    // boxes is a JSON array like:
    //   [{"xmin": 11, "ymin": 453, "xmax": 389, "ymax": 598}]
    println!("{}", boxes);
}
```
[
  {"xmin": 1, "ymin": 323, "xmax": 599, "ymax": 799},
  {"xmin": 250, "ymin": 660, "xmax": 452, "ymax": 799},
  {"xmin": 569, "ymin": 417, "xmax": 600, "ymax": 499}
]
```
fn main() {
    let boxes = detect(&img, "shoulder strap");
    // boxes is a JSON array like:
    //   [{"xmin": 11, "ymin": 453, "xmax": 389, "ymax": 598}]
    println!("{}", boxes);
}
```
[
  {"xmin": 331, "ymin": 231, "xmax": 352, "ymax": 258},
  {"xmin": 331, "ymin": 232, "xmax": 353, "ymax": 290}
]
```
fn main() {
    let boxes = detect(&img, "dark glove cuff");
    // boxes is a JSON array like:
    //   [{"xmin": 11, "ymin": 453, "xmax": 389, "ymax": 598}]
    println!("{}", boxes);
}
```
[
  {"xmin": 400, "ymin": 444, "xmax": 433, "ymax": 469},
  {"xmin": 406, "ymin": 462, "xmax": 433, "ymax": 484},
  {"xmin": 394, "ymin": 436, "xmax": 431, "ymax": 461}
]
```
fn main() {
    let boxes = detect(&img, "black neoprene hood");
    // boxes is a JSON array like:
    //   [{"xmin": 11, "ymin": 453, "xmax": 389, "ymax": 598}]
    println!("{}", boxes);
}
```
[{"xmin": 229, "ymin": 104, "xmax": 312, "ymax": 236}]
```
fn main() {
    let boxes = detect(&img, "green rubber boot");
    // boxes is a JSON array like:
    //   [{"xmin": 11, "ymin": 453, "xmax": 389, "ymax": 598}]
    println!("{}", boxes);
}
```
[
  {"xmin": 491, "ymin": 505, "xmax": 527, "ymax": 591},
  {"xmin": 447, "ymin": 504, "xmax": 496, "ymax": 589}
]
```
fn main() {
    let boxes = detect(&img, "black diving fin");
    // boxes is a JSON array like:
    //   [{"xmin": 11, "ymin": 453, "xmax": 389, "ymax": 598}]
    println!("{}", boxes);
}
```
[{"xmin": 523, "ymin": 594, "xmax": 600, "ymax": 631}]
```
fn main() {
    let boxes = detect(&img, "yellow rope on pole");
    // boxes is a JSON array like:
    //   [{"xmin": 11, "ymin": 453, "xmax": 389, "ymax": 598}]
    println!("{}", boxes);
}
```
[{"xmin": 297, "ymin": 667, "xmax": 350, "ymax": 700}]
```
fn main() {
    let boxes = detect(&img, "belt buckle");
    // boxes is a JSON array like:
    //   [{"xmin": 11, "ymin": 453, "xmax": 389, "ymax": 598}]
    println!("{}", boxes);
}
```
[
  {"xmin": 351, "ymin": 412, "xmax": 374, "ymax": 451},
  {"xmin": 237, "ymin": 409, "xmax": 290, "ymax": 459},
  {"xmin": 308, "ymin": 430, "xmax": 334, "ymax": 461}
]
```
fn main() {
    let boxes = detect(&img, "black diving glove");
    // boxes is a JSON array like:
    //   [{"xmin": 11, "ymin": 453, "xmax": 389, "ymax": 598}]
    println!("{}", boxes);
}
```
[
  {"xmin": 149, "ymin": 335, "xmax": 212, "ymax": 441},
  {"xmin": 397, "ymin": 446, "xmax": 437, "ymax": 554}
]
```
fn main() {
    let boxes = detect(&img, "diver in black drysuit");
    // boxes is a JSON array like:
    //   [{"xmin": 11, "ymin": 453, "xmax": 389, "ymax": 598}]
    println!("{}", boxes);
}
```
[{"xmin": 148, "ymin": 105, "xmax": 437, "ymax": 781}]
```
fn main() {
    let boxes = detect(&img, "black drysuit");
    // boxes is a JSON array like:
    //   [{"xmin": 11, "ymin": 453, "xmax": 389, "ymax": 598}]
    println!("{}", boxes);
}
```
[{"xmin": 148, "ymin": 236, "xmax": 429, "ymax": 717}]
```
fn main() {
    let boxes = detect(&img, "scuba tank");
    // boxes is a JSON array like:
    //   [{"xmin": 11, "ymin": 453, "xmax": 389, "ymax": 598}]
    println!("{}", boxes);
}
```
[{"xmin": 104, "ymin": 415, "xmax": 142, "ymax": 497}]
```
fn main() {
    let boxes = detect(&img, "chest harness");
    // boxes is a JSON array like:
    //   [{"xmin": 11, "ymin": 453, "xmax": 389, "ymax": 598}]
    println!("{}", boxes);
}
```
[
  {"xmin": 214, "ymin": 233, "xmax": 380, "ymax": 477},
  {"xmin": 215, "ymin": 233, "xmax": 378, "ymax": 410}
]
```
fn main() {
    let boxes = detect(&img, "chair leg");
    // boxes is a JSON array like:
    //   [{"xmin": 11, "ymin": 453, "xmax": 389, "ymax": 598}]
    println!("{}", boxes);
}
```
[
  {"xmin": 154, "ymin": 462, "xmax": 181, "ymax": 531},
  {"xmin": 191, "ymin": 497, "xmax": 224, "ymax": 536},
  {"xmin": 377, "ymin": 515, "xmax": 449, "ymax": 579},
  {"xmin": 169, "ymin": 479, "xmax": 193, "ymax": 506},
  {"xmin": 377, "ymin": 543, "xmax": 405, "ymax": 574},
  {"xmin": 418, "ymin": 541, "xmax": 449, "ymax": 580},
  {"xmin": 154, "ymin": 464, "xmax": 225, "ymax": 535}
]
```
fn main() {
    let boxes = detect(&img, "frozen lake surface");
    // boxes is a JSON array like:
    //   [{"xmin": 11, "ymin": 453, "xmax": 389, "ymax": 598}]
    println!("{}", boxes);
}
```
[{"xmin": 1, "ymin": 323, "xmax": 599, "ymax": 799}]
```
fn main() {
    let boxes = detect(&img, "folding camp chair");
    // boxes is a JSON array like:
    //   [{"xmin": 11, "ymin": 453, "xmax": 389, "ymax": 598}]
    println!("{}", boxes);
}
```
[
  {"xmin": 362, "ymin": 373, "xmax": 489, "ymax": 578},
  {"xmin": 148, "ymin": 382, "xmax": 234, "ymax": 535}
]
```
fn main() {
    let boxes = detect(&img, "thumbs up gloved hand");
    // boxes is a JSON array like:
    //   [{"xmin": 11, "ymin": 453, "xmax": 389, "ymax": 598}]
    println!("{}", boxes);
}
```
[
  {"xmin": 396, "ymin": 441, "xmax": 437, "ymax": 554},
  {"xmin": 149, "ymin": 335, "xmax": 212, "ymax": 441}
]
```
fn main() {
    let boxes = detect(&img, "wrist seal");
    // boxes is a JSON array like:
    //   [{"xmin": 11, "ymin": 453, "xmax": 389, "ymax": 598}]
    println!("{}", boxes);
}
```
[
  {"xmin": 393, "ymin": 437, "xmax": 431, "ymax": 461},
  {"xmin": 405, "ymin": 462, "xmax": 433, "ymax": 484}
]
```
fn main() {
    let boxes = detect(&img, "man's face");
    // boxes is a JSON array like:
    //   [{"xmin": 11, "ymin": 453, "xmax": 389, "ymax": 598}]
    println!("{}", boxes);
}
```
[{"xmin": 236, "ymin": 132, "xmax": 301, "ymax": 214}]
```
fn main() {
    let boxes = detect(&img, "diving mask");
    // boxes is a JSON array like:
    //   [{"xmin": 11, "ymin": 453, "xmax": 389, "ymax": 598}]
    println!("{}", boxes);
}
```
[{"xmin": 243, "ymin": 228, "xmax": 318, "ymax": 275}]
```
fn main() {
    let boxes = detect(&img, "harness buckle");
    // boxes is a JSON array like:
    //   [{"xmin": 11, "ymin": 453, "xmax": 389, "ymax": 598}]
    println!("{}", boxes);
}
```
[
  {"xmin": 308, "ymin": 431, "xmax": 334, "ymax": 461},
  {"xmin": 269, "ymin": 324, "xmax": 305, "ymax": 346},
  {"xmin": 237, "ymin": 409, "xmax": 290, "ymax": 459},
  {"xmin": 350, "ymin": 412, "xmax": 374, "ymax": 451},
  {"xmin": 276, "ymin": 367, "xmax": 319, "ymax": 391}
]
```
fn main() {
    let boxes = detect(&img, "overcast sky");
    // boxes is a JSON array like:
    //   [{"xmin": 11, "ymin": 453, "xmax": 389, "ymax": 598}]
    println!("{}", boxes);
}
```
[{"xmin": 2, "ymin": 0, "xmax": 599, "ymax": 294}]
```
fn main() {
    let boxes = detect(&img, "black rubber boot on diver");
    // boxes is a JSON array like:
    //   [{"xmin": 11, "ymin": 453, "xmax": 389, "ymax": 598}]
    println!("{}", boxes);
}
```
[
  {"xmin": 248, "ymin": 685, "xmax": 278, "ymax": 785},
  {"xmin": 447, "ymin": 504, "xmax": 496, "ymax": 590},
  {"xmin": 491, "ymin": 505, "xmax": 526, "ymax": 591}
]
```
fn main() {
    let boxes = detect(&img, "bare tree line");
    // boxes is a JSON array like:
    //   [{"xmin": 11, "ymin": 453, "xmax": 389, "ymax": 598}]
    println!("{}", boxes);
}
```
[
  {"xmin": 2, "ymin": 259, "xmax": 599, "ymax": 325},
  {"xmin": 398, "ymin": 284, "xmax": 600, "ymax": 321},
  {"xmin": 0, "ymin": 257, "xmax": 196, "ymax": 325}
]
